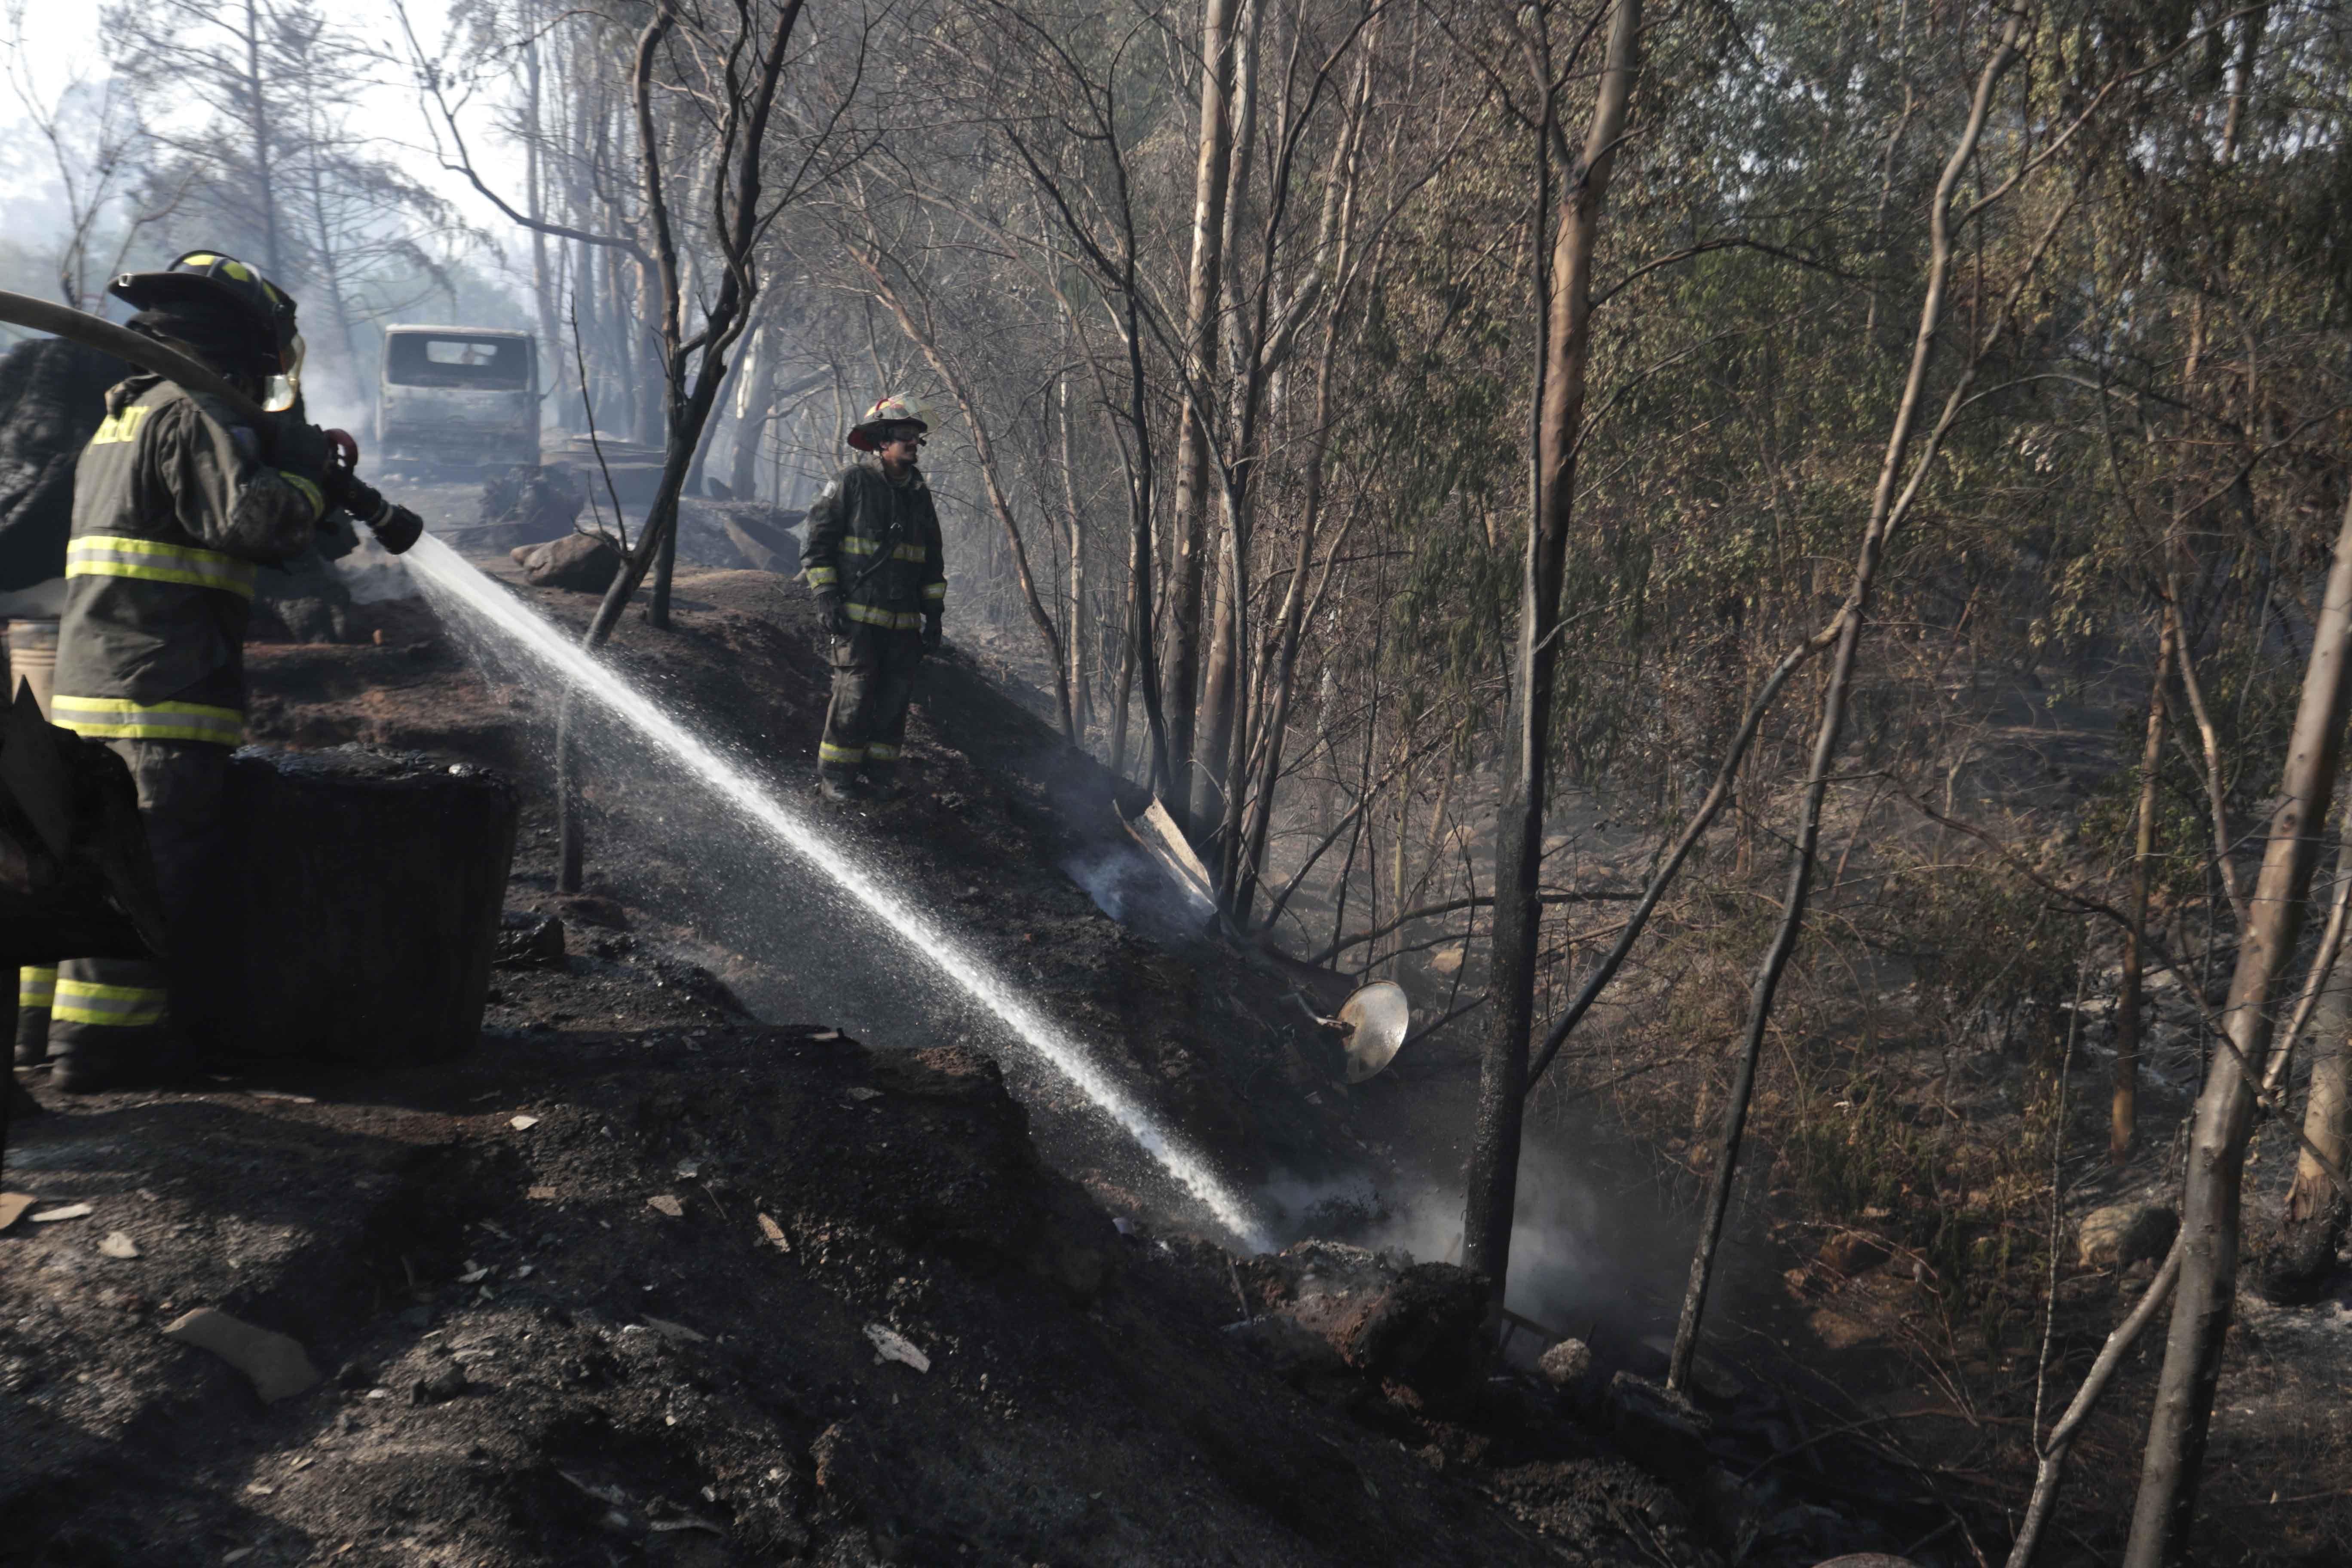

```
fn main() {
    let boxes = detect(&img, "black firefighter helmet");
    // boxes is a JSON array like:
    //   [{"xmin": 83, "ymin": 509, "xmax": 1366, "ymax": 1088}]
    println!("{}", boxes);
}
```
[{"xmin": 110, "ymin": 250, "xmax": 302, "ymax": 379}]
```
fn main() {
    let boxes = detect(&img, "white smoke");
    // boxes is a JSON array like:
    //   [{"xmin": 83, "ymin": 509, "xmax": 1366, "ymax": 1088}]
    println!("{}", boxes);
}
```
[{"xmin": 330, "ymin": 536, "xmax": 422, "ymax": 603}]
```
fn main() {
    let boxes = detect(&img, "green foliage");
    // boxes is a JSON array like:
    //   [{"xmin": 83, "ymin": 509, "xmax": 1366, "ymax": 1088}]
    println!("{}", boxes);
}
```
[{"xmin": 1781, "ymin": 1075, "xmax": 1924, "ymax": 1221}]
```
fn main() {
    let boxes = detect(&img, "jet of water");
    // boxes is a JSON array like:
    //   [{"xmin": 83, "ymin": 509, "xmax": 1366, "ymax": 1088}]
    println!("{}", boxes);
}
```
[{"xmin": 401, "ymin": 534, "xmax": 1271, "ymax": 1251}]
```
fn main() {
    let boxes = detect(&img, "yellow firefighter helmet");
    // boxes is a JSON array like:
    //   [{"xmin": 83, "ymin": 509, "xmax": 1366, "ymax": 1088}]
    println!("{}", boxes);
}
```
[{"xmin": 847, "ymin": 393, "xmax": 930, "ymax": 451}]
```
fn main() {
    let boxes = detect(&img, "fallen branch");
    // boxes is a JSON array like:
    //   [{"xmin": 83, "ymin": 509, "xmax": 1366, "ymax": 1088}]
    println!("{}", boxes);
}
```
[{"xmin": 2004, "ymin": 1237, "xmax": 2184, "ymax": 1568}]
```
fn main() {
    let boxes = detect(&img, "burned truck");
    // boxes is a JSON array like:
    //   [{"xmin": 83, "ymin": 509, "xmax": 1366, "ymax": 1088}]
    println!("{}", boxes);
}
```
[{"xmin": 376, "ymin": 325, "xmax": 541, "ymax": 474}]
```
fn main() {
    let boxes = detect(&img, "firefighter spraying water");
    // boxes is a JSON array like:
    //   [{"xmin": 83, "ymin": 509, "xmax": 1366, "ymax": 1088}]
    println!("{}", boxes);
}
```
[{"xmin": 0, "ymin": 258, "xmax": 421, "ymax": 1092}]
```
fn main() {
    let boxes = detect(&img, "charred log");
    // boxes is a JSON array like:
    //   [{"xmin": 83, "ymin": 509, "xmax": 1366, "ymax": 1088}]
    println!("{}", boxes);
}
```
[
  {"xmin": 0, "ymin": 686, "xmax": 163, "ymax": 964},
  {"xmin": 223, "ymin": 747, "xmax": 518, "ymax": 1066}
]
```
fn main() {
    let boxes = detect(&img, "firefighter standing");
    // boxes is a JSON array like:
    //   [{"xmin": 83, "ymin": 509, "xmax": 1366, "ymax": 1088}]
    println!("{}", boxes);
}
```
[
  {"xmin": 801, "ymin": 395, "xmax": 946, "ymax": 802},
  {"xmin": 35, "ymin": 251, "xmax": 344, "ymax": 1092}
]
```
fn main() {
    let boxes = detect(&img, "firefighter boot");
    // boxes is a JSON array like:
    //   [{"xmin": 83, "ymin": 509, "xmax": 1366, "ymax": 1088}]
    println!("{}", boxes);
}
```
[
  {"xmin": 51, "ymin": 1030, "xmax": 196, "ymax": 1094},
  {"xmin": 49, "ymin": 959, "xmax": 194, "ymax": 1094},
  {"xmin": 14, "ymin": 968, "xmax": 54, "ymax": 1066}
]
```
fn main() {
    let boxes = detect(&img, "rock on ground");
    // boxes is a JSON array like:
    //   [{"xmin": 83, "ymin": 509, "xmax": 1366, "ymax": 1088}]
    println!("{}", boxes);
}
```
[
  {"xmin": 2076, "ymin": 1201, "xmax": 2177, "ymax": 1271},
  {"xmin": 1538, "ymin": 1336, "xmax": 1595, "ymax": 1389},
  {"xmin": 512, "ymin": 531, "xmax": 623, "ymax": 592},
  {"xmin": 1237, "ymin": 1240, "xmax": 1492, "ymax": 1417},
  {"xmin": 479, "ymin": 463, "xmax": 588, "ymax": 548},
  {"xmin": 159, "ymin": 1307, "xmax": 321, "ymax": 1403}
]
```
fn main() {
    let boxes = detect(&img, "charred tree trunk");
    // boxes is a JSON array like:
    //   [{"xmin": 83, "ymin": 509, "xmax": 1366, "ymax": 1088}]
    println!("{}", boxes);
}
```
[
  {"xmin": 2114, "ymin": 613, "xmax": 2175, "ymax": 1162},
  {"xmin": 1232, "ymin": 37, "xmax": 1375, "ymax": 923},
  {"xmin": 729, "ymin": 321, "xmax": 780, "ymax": 500},
  {"xmin": 2262, "ymin": 904, "xmax": 2352, "ymax": 1298},
  {"xmin": 579, "ymin": 0, "xmax": 801, "ymax": 649},
  {"xmin": 1162, "ymin": 0, "xmax": 1239, "ymax": 821},
  {"xmin": 2124, "ymin": 486, "xmax": 2352, "ymax": 1565},
  {"xmin": 242, "ymin": 0, "xmax": 284, "ymax": 279},
  {"xmin": 1187, "ymin": 0, "xmax": 1264, "ymax": 841},
  {"xmin": 526, "ymin": 25, "xmax": 563, "ymax": 415},
  {"xmin": 1103, "ymin": 388, "xmax": 1145, "ymax": 778},
  {"xmin": 1460, "ymin": 0, "xmax": 1639, "ymax": 1304},
  {"xmin": 1232, "ymin": 353, "xmax": 1337, "ymax": 926},
  {"xmin": 1057, "ymin": 370, "xmax": 1092, "ymax": 737},
  {"xmin": 1117, "ymin": 297, "xmax": 1170, "ymax": 794}
]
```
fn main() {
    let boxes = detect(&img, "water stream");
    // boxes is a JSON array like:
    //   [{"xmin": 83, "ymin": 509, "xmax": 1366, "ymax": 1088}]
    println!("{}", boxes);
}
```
[{"xmin": 400, "ymin": 534, "xmax": 1271, "ymax": 1251}]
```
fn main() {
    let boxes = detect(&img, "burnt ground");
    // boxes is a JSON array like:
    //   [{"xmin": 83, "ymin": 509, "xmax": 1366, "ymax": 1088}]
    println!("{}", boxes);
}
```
[
  {"xmin": 967, "ymin": 563, "xmax": 2352, "ymax": 1564},
  {"xmin": 3, "ymin": 549, "xmax": 1779, "ymax": 1568},
  {"xmin": 241, "ymin": 554, "xmax": 1367, "ymax": 1215},
  {"xmin": 1302, "ymin": 685, "xmax": 2352, "ymax": 1566},
  {"xmin": 3, "ymin": 1021, "xmax": 1718, "ymax": 1568}
]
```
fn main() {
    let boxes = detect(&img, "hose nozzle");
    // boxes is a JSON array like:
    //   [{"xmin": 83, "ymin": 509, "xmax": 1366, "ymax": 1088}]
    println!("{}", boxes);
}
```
[
  {"xmin": 359, "ymin": 493, "xmax": 424, "ymax": 554},
  {"xmin": 321, "ymin": 429, "xmax": 423, "ymax": 554}
]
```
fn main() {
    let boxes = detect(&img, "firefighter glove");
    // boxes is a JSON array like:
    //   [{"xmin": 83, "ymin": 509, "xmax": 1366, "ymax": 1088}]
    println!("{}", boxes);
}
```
[
  {"xmin": 313, "ymin": 508, "xmax": 361, "ymax": 561},
  {"xmin": 921, "ymin": 613, "xmax": 943, "ymax": 655},
  {"xmin": 817, "ymin": 589, "xmax": 852, "ymax": 639},
  {"xmin": 266, "ymin": 412, "xmax": 332, "ymax": 487}
]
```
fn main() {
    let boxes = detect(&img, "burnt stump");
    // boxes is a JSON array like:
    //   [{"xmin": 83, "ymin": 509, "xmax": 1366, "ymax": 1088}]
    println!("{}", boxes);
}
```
[{"xmin": 227, "ymin": 747, "xmax": 518, "ymax": 1065}]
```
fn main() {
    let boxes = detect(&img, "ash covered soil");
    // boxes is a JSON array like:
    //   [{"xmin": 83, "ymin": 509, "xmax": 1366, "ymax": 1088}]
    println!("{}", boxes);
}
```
[{"xmin": 3, "ymin": 554, "xmax": 1759, "ymax": 1567}]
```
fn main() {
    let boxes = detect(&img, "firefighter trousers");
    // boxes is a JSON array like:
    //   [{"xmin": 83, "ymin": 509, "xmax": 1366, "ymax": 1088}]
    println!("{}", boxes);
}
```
[
  {"xmin": 14, "ymin": 964, "xmax": 53, "ymax": 1066},
  {"xmin": 50, "ymin": 738, "xmax": 233, "ymax": 1075},
  {"xmin": 818, "ymin": 625, "xmax": 923, "ymax": 785}
]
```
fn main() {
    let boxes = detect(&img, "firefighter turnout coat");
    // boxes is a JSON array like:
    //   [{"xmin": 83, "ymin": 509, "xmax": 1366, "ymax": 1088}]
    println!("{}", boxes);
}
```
[
  {"xmin": 799, "ymin": 462, "xmax": 947, "ymax": 632},
  {"xmin": 52, "ymin": 375, "xmax": 325, "ymax": 744},
  {"xmin": 800, "ymin": 462, "xmax": 946, "ymax": 780},
  {"xmin": 40, "ymin": 374, "xmax": 325, "ymax": 1074}
]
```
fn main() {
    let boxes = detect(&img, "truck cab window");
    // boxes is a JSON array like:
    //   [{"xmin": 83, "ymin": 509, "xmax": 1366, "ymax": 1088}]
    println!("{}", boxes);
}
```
[{"xmin": 386, "ymin": 335, "xmax": 530, "ymax": 389}]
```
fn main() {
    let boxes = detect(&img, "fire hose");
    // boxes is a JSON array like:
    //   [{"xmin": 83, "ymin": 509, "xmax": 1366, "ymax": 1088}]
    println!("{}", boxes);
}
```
[{"xmin": 0, "ymin": 288, "xmax": 420, "ymax": 554}]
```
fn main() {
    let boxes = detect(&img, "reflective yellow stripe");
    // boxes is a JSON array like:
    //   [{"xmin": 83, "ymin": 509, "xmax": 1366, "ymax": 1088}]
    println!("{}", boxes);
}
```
[
  {"xmin": 67, "ymin": 535, "xmax": 257, "ymax": 599},
  {"xmin": 805, "ymin": 566, "xmax": 839, "ymax": 587},
  {"xmin": 279, "ymin": 472, "xmax": 325, "ymax": 520},
  {"xmin": 19, "ymin": 967, "xmax": 56, "ymax": 1008},
  {"xmin": 864, "ymin": 742, "xmax": 902, "ymax": 762},
  {"xmin": 838, "ymin": 538, "xmax": 928, "ymax": 562},
  {"xmin": 922, "ymin": 582, "xmax": 946, "ymax": 602},
  {"xmin": 53, "ymin": 979, "xmax": 170, "ymax": 1028},
  {"xmin": 843, "ymin": 603, "xmax": 924, "ymax": 631},
  {"xmin": 89, "ymin": 406, "xmax": 153, "ymax": 446},
  {"xmin": 818, "ymin": 741, "xmax": 866, "ymax": 764},
  {"xmin": 49, "ymin": 695, "xmax": 244, "ymax": 746}
]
